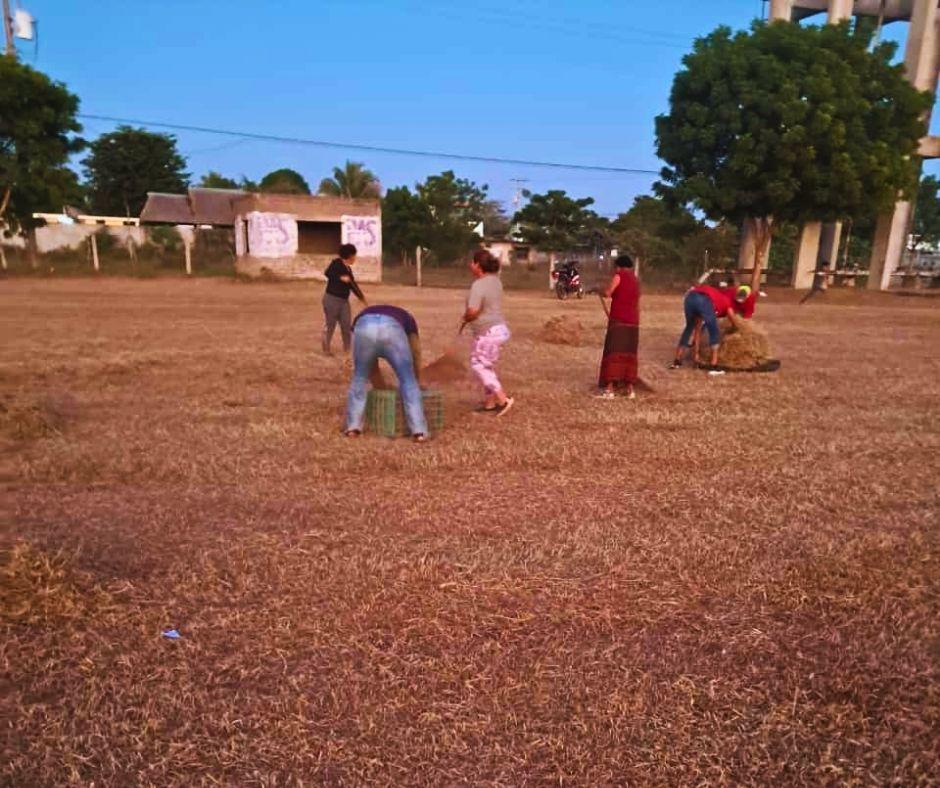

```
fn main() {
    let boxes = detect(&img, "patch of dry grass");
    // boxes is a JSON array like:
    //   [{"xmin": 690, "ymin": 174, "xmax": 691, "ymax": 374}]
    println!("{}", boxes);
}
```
[{"xmin": 1, "ymin": 278, "xmax": 938, "ymax": 785}]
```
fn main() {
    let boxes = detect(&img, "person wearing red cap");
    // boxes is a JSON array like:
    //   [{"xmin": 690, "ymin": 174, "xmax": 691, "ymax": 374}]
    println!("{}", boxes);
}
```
[{"xmin": 670, "ymin": 283, "xmax": 755, "ymax": 370}]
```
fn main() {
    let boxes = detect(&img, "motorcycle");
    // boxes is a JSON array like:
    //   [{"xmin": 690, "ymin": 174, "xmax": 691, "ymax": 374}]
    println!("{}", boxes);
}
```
[{"xmin": 551, "ymin": 262, "xmax": 584, "ymax": 300}]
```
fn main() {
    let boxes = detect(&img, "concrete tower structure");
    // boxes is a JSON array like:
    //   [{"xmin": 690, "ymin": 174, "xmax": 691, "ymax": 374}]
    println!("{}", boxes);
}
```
[{"xmin": 741, "ymin": 0, "xmax": 939, "ymax": 290}]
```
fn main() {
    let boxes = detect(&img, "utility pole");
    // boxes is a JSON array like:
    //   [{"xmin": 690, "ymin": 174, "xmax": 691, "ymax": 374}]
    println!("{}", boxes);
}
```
[
  {"xmin": 510, "ymin": 178, "xmax": 529, "ymax": 214},
  {"xmin": 3, "ymin": 0, "xmax": 15, "ymax": 58}
]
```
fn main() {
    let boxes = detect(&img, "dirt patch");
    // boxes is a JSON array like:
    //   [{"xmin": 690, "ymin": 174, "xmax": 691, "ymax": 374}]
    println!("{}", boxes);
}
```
[{"xmin": 541, "ymin": 315, "xmax": 583, "ymax": 346}]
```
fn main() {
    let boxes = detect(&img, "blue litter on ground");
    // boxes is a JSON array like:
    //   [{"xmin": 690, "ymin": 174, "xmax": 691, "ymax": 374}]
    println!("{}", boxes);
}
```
[{"xmin": 162, "ymin": 629, "xmax": 181, "ymax": 639}]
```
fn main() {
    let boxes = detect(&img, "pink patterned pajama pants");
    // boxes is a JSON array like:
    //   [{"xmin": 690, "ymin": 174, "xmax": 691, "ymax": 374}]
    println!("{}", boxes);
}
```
[{"xmin": 470, "ymin": 324, "xmax": 511, "ymax": 395}]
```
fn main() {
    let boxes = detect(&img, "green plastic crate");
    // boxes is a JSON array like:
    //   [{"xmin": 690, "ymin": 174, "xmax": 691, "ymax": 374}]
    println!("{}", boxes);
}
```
[{"xmin": 365, "ymin": 389, "xmax": 443, "ymax": 437}]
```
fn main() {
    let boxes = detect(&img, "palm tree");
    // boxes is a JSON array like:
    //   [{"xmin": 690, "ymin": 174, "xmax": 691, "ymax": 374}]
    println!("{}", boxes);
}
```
[{"xmin": 318, "ymin": 161, "xmax": 381, "ymax": 199}]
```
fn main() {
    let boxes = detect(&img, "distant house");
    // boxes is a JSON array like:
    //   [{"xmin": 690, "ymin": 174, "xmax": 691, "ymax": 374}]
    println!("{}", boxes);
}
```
[
  {"xmin": 481, "ymin": 238, "xmax": 549, "ymax": 268},
  {"xmin": 140, "ymin": 188, "xmax": 382, "ymax": 281}
]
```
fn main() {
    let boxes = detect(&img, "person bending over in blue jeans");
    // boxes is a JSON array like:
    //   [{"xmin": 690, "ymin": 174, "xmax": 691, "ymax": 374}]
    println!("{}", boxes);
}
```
[
  {"xmin": 670, "ymin": 284, "xmax": 751, "ymax": 370},
  {"xmin": 344, "ymin": 305, "xmax": 428, "ymax": 443}
]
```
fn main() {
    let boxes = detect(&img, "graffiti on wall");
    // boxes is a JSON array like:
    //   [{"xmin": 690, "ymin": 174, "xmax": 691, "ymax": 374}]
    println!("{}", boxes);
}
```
[
  {"xmin": 246, "ymin": 212, "xmax": 298, "ymax": 258},
  {"xmin": 341, "ymin": 215, "xmax": 381, "ymax": 257}
]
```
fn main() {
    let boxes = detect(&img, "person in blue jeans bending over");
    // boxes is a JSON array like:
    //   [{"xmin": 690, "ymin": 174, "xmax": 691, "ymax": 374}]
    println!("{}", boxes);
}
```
[
  {"xmin": 344, "ymin": 305, "xmax": 429, "ymax": 443},
  {"xmin": 670, "ymin": 284, "xmax": 752, "ymax": 371}
]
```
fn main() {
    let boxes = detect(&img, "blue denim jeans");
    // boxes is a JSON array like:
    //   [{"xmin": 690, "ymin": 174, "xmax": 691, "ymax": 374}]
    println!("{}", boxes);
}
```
[
  {"xmin": 345, "ymin": 314, "xmax": 428, "ymax": 436},
  {"xmin": 679, "ymin": 291, "xmax": 721, "ymax": 347}
]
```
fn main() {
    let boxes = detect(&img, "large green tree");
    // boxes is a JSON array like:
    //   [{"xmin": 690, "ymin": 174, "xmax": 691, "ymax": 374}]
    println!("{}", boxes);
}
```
[
  {"xmin": 83, "ymin": 126, "xmax": 189, "ymax": 217},
  {"xmin": 913, "ymin": 175, "xmax": 940, "ymax": 251},
  {"xmin": 382, "ymin": 185, "xmax": 431, "ymax": 264},
  {"xmin": 0, "ymin": 58, "xmax": 84, "ymax": 264},
  {"xmin": 415, "ymin": 170, "xmax": 488, "ymax": 263},
  {"xmin": 610, "ymin": 195, "xmax": 702, "ymax": 272},
  {"xmin": 512, "ymin": 189, "xmax": 600, "ymax": 256},
  {"xmin": 481, "ymin": 199, "xmax": 511, "ymax": 238},
  {"xmin": 318, "ymin": 160, "xmax": 380, "ymax": 199},
  {"xmin": 259, "ymin": 168, "xmax": 310, "ymax": 195},
  {"xmin": 655, "ymin": 21, "xmax": 931, "ymax": 287}
]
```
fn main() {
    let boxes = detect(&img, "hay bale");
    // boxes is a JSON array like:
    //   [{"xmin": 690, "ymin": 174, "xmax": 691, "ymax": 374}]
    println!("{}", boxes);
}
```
[
  {"xmin": 698, "ymin": 319, "xmax": 772, "ymax": 370},
  {"xmin": 541, "ymin": 315, "xmax": 583, "ymax": 346}
]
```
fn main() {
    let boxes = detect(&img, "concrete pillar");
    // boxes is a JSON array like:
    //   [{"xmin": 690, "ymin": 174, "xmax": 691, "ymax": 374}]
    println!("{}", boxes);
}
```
[
  {"xmin": 905, "ymin": 0, "xmax": 940, "ymax": 90},
  {"xmin": 792, "ymin": 221, "xmax": 822, "ymax": 289},
  {"xmin": 869, "ymin": 203, "xmax": 912, "ymax": 290},
  {"xmin": 827, "ymin": 0, "xmax": 854, "ymax": 23},
  {"xmin": 868, "ymin": 0, "xmax": 939, "ymax": 289},
  {"xmin": 770, "ymin": 0, "xmax": 794, "ymax": 21},
  {"xmin": 818, "ymin": 221, "xmax": 842, "ymax": 267}
]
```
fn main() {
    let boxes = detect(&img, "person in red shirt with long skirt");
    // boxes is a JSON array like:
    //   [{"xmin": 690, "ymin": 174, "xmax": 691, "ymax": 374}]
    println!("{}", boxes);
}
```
[
  {"xmin": 597, "ymin": 255, "xmax": 640, "ymax": 399},
  {"xmin": 670, "ymin": 283, "xmax": 755, "ymax": 370}
]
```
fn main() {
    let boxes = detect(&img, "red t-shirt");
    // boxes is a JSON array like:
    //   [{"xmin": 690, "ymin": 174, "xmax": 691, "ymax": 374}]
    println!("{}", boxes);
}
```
[
  {"xmin": 721, "ymin": 287, "xmax": 756, "ymax": 319},
  {"xmin": 692, "ymin": 285, "xmax": 756, "ymax": 319},
  {"xmin": 692, "ymin": 285, "xmax": 733, "ymax": 317},
  {"xmin": 609, "ymin": 270, "xmax": 640, "ymax": 324}
]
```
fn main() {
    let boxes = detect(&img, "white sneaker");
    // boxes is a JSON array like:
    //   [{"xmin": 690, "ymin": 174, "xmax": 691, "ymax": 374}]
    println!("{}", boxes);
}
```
[
  {"xmin": 495, "ymin": 397, "xmax": 515, "ymax": 417},
  {"xmin": 594, "ymin": 390, "xmax": 616, "ymax": 400}
]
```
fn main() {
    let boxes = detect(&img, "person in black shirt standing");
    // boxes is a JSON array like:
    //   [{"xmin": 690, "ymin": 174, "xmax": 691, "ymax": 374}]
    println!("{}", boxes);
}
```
[{"xmin": 323, "ymin": 243, "xmax": 366, "ymax": 354}]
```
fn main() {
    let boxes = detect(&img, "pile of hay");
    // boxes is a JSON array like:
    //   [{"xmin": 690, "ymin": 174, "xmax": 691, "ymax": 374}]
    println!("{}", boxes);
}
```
[
  {"xmin": 422, "ymin": 349, "xmax": 467, "ymax": 385},
  {"xmin": 363, "ymin": 349, "xmax": 468, "ymax": 390},
  {"xmin": 541, "ymin": 315, "xmax": 583, "ymax": 346},
  {"xmin": 698, "ymin": 319, "xmax": 773, "ymax": 370}
]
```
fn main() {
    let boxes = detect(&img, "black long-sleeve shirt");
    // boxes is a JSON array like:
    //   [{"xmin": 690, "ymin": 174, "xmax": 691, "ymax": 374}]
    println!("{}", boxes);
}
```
[{"xmin": 324, "ymin": 258, "xmax": 365, "ymax": 301}]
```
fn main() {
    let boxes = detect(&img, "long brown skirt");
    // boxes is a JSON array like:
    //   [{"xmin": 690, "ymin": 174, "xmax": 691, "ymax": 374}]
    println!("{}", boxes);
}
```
[{"xmin": 599, "ymin": 321, "xmax": 639, "ymax": 387}]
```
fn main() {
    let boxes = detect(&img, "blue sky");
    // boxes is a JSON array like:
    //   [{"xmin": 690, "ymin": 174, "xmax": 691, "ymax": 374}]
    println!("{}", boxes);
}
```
[{"xmin": 18, "ymin": 0, "xmax": 935, "ymax": 218}]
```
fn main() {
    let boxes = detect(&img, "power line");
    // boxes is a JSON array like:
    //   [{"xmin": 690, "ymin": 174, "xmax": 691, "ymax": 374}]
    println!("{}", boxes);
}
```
[{"xmin": 78, "ymin": 114, "xmax": 661, "ymax": 175}]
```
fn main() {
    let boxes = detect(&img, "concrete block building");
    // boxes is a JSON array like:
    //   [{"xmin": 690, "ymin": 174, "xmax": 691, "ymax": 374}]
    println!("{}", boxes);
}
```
[
  {"xmin": 140, "ymin": 188, "xmax": 382, "ymax": 282},
  {"xmin": 232, "ymin": 193, "xmax": 381, "ymax": 282}
]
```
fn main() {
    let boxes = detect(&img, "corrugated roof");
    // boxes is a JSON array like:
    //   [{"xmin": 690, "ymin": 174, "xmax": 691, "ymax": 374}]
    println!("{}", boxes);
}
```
[
  {"xmin": 140, "ymin": 193, "xmax": 194, "ymax": 225},
  {"xmin": 140, "ymin": 188, "xmax": 247, "ymax": 226},
  {"xmin": 189, "ymin": 188, "xmax": 244, "ymax": 226}
]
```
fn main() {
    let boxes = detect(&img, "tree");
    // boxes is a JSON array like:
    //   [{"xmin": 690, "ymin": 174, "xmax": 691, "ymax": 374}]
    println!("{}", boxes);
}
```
[
  {"xmin": 382, "ymin": 185, "xmax": 431, "ymax": 264},
  {"xmin": 913, "ymin": 175, "xmax": 940, "ymax": 251},
  {"xmin": 481, "ymin": 199, "xmax": 511, "ymax": 238},
  {"xmin": 199, "ymin": 171, "xmax": 240, "ymax": 189},
  {"xmin": 83, "ymin": 126, "xmax": 189, "ymax": 217},
  {"xmin": 259, "ymin": 168, "xmax": 310, "ymax": 195},
  {"xmin": 0, "ymin": 58, "xmax": 84, "ymax": 265},
  {"xmin": 318, "ymin": 160, "xmax": 380, "ymax": 199},
  {"xmin": 415, "ymin": 170, "xmax": 489, "ymax": 263},
  {"xmin": 512, "ymin": 190, "xmax": 600, "ymax": 257},
  {"xmin": 610, "ymin": 195, "xmax": 702, "ymax": 271},
  {"xmin": 655, "ymin": 21, "xmax": 932, "ymax": 288}
]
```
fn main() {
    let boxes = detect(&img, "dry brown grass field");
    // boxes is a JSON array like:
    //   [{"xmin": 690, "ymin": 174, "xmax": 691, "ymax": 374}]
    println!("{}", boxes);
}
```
[{"xmin": 1, "ymin": 277, "xmax": 939, "ymax": 786}]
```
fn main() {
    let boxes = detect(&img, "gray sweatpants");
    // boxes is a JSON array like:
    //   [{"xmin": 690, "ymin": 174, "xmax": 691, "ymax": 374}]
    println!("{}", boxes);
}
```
[{"xmin": 322, "ymin": 293, "xmax": 352, "ymax": 353}]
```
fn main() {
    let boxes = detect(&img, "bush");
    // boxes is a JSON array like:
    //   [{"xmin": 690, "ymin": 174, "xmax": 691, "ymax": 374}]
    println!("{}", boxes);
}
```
[
  {"xmin": 93, "ymin": 227, "xmax": 116, "ymax": 254},
  {"xmin": 193, "ymin": 228, "xmax": 234, "ymax": 264},
  {"xmin": 147, "ymin": 226, "xmax": 182, "ymax": 256}
]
